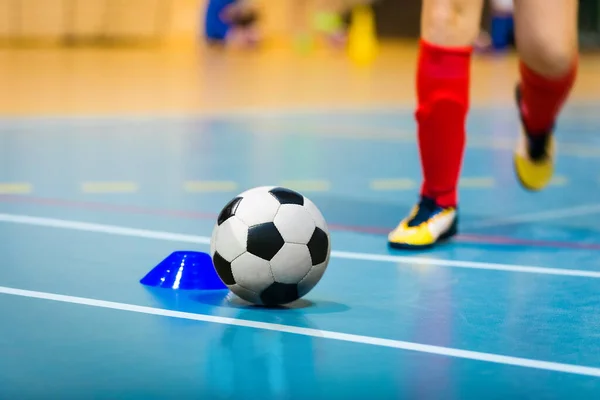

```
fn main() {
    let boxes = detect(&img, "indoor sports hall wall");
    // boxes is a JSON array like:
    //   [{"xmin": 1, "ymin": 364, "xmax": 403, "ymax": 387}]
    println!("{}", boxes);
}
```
[
  {"xmin": 0, "ymin": 0, "xmax": 170, "ymax": 41},
  {"xmin": 0, "ymin": 0, "xmax": 598, "ymax": 47},
  {"xmin": 0, "ymin": 0, "xmax": 294, "ymax": 44},
  {"xmin": 374, "ymin": 0, "xmax": 600, "ymax": 44}
]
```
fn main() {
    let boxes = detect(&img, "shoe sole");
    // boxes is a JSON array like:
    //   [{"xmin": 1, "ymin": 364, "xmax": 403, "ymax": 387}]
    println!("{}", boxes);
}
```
[{"xmin": 387, "ymin": 219, "xmax": 458, "ymax": 250}]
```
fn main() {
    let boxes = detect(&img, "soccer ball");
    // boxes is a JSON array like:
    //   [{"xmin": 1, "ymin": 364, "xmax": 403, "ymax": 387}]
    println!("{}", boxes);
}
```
[{"xmin": 210, "ymin": 186, "xmax": 331, "ymax": 306}]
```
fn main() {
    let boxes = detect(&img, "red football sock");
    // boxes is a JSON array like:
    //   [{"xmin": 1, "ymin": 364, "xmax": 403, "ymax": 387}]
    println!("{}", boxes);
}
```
[
  {"xmin": 519, "ymin": 59, "xmax": 578, "ymax": 134},
  {"xmin": 415, "ymin": 39, "xmax": 472, "ymax": 208}
]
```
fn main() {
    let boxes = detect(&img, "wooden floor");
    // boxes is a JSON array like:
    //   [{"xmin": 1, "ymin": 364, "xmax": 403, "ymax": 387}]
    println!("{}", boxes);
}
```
[{"xmin": 1, "ymin": 41, "xmax": 599, "ymax": 116}]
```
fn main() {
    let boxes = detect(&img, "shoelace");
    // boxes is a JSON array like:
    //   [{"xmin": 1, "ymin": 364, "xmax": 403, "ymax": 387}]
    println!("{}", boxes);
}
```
[{"xmin": 407, "ymin": 197, "xmax": 438, "ymax": 227}]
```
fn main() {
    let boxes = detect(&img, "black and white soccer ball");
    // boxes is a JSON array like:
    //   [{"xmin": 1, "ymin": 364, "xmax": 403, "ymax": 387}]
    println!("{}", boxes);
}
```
[{"xmin": 210, "ymin": 186, "xmax": 331, "ymax": 306}]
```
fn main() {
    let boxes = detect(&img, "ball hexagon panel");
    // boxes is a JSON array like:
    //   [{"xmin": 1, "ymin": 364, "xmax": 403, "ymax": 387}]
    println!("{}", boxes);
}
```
[
  {"xmin": 268, "ymin": 187, "xmax": 304, "ymax": 206},
  {"xmin": 303, "ymin": 197, "xmax": 328, "ymax": 233},
  {"xmin": 214, "ymin": 216, "xmax": 248, "ymax": 262},
  {"xmin": 229, "ymin": 283, "xmax": 263, "ymax": 305},
  {"xmin": 260, "ymin": 282, "xmax": 300, "ymax": 306},
  {"xmin": 238, "ymin": 186, "xmax": 276, "ymax": 198},
  {"xmin": 307, "ymin": 227, "xmax": 330, "ymax": 265},
  {"xmin": 246, "ymin": 222, "xmax": 285, "ymax": 261},
  {"xmin": 269, "ymin": 243, "xmax": 313, "ymax": 284},
  {"xmin": 230, "ymin": 252, "xmax": 275, "ymax": 293},
  {"xmin": 217, "ymin": 196, "xmax": 243, "ymax": 226},
  {"xmin": 297, "ymin": 254, "xmax": 330, "ymax": 298},
  {"xmin": 212, "ymin": 251, "xmax": 236, "ymax": 286},
  {"xmin": 210, "ymin": 223, "xmax": 218, "ymax": 257},
  {"xmin": 235, "ymin": 190, "xmax": 281, "ymax": 227},
  {"xmin": 273, "ymin": 204, "xmax": 316, "ymax": 244}
]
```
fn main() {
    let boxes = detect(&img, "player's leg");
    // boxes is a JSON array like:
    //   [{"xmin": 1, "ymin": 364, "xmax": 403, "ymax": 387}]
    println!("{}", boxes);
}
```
[
  {"xmin": 388, "ymin": 0, "xmax": 484, "ymax": 249},
  {"xmin": 512, "ymin": 0, "xmax": 578, "ymax": 191}
]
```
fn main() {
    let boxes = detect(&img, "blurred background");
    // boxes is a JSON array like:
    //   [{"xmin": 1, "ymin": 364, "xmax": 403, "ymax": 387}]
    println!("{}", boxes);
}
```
[{"xmin": 0, "ymin": 0, "xmax": 599, "ymax": 116}]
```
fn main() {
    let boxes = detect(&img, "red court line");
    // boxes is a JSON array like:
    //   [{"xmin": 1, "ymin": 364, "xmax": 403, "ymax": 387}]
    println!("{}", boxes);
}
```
[{"xmin": 0, "ymin": 194, "xmax": 599, "ymax": 251}]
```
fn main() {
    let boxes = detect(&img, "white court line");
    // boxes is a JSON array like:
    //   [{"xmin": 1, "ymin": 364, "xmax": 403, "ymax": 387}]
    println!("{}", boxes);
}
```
[
  {"xmin": 1, "ymin": 213, "xmax": 600, "ymax": 279},
  {"xmin": 464, "ymin": 203, "xmax": 600, "ymax": 230},
  {"xmin": 1, "ymin": 285, "xmax": 599, "ymax": 378}
]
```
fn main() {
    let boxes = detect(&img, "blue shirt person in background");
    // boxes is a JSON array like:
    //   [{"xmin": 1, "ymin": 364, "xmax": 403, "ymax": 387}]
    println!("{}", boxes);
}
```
[{"xmin": 203, "ymin": 0, "xmax": 260, "ymax": 46}]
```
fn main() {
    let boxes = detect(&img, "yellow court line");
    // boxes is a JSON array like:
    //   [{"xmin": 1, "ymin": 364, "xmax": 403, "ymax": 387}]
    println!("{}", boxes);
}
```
[
  {"xmin": 184, "ymin": 181, "xmax": 238, "ymax": 193},
  {"xmin": 0, "ymin": 183, "xmax": 33, "ymax": 194},
  {"xmin": 370, "ymin": 178, "xmax": 417, "ymax": 191},
  {"xmin": 280, "ymin": 180, "xmax": 331, "ymax": 192},
  {"xmin": 81, "ymin": 181, "xmax": 139, "ymax": 194},
  {"xmin": 459, "ymin": 177, "xmax": 495, "ymax": 188},
  {"xmin": 549, "ymin": 176, "xmax": 568, "ymax": 187}
]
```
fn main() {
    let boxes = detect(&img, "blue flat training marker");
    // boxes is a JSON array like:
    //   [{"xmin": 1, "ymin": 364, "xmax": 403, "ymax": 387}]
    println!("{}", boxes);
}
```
[{"xmin": 140, "ymin": 251, "xmax": 227, "ymax": 290}]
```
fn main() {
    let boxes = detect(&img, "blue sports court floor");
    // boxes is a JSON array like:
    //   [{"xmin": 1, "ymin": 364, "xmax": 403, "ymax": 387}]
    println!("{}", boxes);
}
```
[{"xmin": 2, "ymin": 103, "xmax": 600, "ymax": 399}]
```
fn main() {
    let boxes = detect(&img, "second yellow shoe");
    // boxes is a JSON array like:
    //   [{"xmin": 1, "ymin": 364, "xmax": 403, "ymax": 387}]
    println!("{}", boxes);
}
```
[
  {"xmin": 387, "ymin": 197, "xmax": 458, "ymax": 250},
  {"xmin": 513, "ymin": 85, "xmax": 556, "ymax": 191}
]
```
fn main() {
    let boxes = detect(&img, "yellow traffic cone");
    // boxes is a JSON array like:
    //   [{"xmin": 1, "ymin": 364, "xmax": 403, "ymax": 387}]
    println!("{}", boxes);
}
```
[{"xmin": 347, "ymin": 4, "xmax": 378, "ymax": 66}]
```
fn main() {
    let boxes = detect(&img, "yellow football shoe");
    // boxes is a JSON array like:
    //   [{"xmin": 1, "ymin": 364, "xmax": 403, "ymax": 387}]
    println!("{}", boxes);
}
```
[
  {"xmin": 513, "ymin": 85, "xmax": 556, "ymax": 192},
  {"xmin": 388, "ymin": 197, "xmax": 458, "ymax": 249}
]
